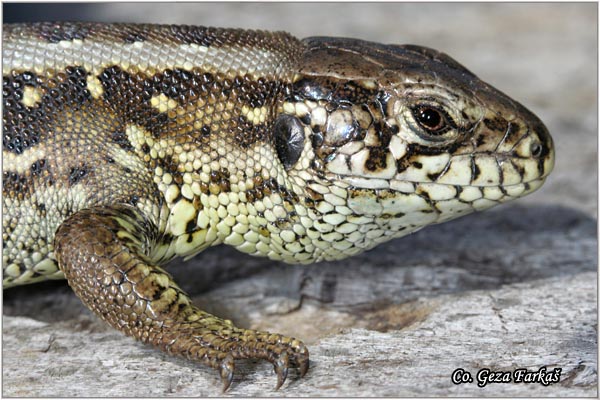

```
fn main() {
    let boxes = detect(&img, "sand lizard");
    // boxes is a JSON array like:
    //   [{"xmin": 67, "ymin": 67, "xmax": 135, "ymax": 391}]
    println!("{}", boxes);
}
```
[{"xmin": 2, "ymin": 22, "xmax": 555, "ymax": 390}]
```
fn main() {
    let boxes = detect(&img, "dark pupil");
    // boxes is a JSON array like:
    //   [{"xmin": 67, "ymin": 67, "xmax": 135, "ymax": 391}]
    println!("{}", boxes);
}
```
[{"xmin": 417, "ymin": 107, "xmax": 443, "ymax": 130}]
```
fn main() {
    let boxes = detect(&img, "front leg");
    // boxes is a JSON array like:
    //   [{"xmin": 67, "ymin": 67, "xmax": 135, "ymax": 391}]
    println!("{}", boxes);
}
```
[{"xmin": 54, "ymin": 205, "xmax": 308, "ymax": 391}]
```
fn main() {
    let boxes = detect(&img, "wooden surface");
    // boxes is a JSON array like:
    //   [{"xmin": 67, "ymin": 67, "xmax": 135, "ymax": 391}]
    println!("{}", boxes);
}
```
[{"xmin": 3, "ymin": 2, "xmax": 597, "ymax": 397}]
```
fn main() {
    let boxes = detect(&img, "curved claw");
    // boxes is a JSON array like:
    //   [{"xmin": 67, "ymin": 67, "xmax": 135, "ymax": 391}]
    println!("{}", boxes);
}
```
[
  {"xmin": 220, "ymin": 356, "xmax": 235, "ymax": 392},
  {"xmin": 299, "ymin": 355, "xmax": 309, "ymax": 378},
  {"xmin": 293, "ymin": 344, "xmax": 310, "ymax": 377},
  {"xmin": 274, "ymin": 351, "xmax": 289, "ymax": 390}
]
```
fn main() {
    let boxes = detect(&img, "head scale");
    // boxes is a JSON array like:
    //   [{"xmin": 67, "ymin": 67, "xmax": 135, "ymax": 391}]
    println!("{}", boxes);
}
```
[{"xmin": 271, "ymin": 36, "xmax": 554, "ymax": 260}]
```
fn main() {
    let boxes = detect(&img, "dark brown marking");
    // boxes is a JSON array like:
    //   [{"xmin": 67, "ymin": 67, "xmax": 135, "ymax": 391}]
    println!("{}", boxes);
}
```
[
  {"xmin": 185, "ymin": 220, "xmax": 196, "ymax": 234},
  {"xmin": 470, "ymin": 158, "xmax": 481, "ymax": 181},
  {"xmin": 30, "ymin": 159, "xmax": 47, "ymax": 175},
  {"xmin": 483, "ymin": 117, "xmax": 508, "ymax": 132},
  {"xmin": 365, "ymin": 147, "xmax": 388, "ymax": 171},
  {"xmin": 333, "ymin": 80, "xmax": 378, "ymax": 105},
  {"xmin": 299, "ymin": 113, "xmax": 311, "ymax": 125},
  {"xmin": 234, "ymin": 115, "xmax": 270, "ymax": 148},
  {"xmin": 376, "ymin": 120, "xmax": 394, "ymax": 148},
  {"xmin": 209, "ymin": 169, "xmax": 231, "ymax": 192},
  {"xmin": 3, "ymin": 171, "xmax": 30, "ymax": 199},
  {"xmin": 3, "ymin": 66, "xmax": 93, "ymax": 155},
  {"xmin": 306, "ymin": 187, "xmax": 324, "ymax": 202},
  {"xmin": 159, "ymin": 155, "xmax": 183, "ymax": 184},
  {"xmin": 234, "ymin": 75, "xmax": 277, "ymax": 109},
  {"xmin": 475, "ymin": 134, "xmax": 486, "ymax": 148},
  {"xmin": 510, "ymin": 159, "xmax": 525, "ymax": 178},
  {"xmin": 111, "ymin": 130, "xmax": 134, "ymax": 151},
  {"xmin": 406, "ymin": 143, "xmax": 449, "ymax": 158},
  {"xmin": 69, "ymin": 165, "xmax": 89, "ymax": 185},
  {"xmin": 97, "ymin": 66, "xmax": 167, "ymax": 139},
  {"xmin": 427, "ymin": 172, "xmax": 441, "ymax": 181},
  {"xmin": 95, "ymin": 65, "xmax": 281, "ymax": 145},
  {"xmin": 38, "ymin": 22, "xmax": 92, "ymax": 43},
  {"xmin": 505, "ymin": 122, "xmax": 523, "ymax": 145},
  {"xmin": 311, "ymin": 131, "xmax": 324, "ymax": 148},
  {"xmin": 168, "ymin": 25, "xmax": 222, "ymax": 47},
  {"xmin": 120, "ymin": 27, "xmax": 148, "ymax": 43},
  {"xmin": 3, "ymin": 72, "xmax": 42, "ymax": 154},
  {"xmin": 264, "ymin": 178, "xmax": 298, "ymax": 204},
  {"xmin": 416, "ymin": 188, "xmax": 431, "ymax": 201}
]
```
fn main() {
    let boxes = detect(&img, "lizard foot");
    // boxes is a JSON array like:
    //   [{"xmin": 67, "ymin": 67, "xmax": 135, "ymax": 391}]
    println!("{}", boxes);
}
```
[
  {"xmin": 54, "ymin": 205, "xmax": 309, "ymax": 391},
  {"xmin": 166, "ymin": 316, "xmax": 309, "ymax": 391}
]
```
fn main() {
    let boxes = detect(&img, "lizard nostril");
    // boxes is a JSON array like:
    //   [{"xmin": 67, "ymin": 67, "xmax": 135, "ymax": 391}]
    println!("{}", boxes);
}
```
[{"xmin": 530, "ymin": 142, "xmax": 544, "ymax": 158}]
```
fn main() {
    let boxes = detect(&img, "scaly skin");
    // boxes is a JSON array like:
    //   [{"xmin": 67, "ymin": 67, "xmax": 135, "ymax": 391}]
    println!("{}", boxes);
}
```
[{"xmin": 2, "ymin": 23, "xmax": 554, "ymax": 390}]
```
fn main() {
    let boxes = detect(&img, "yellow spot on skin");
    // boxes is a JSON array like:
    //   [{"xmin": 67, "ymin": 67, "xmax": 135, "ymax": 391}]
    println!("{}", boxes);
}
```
[
  {"xmin": 311, "ymin": 106, "xmax": 327, "ymax": 126},
  {"xmin": 3, "ymin": 146, "xmax": 46, "ymax": 174},
  {"xmin": 125, "ymin": 124, "xmax": 149, "ymax": 147},
  {"xmin": 283, "ymin": 102, "xmax": 295, "ymax": 114},
  {"xmin": 22, "ymin": 86, "xmax": 42, "ymax": 107},
  {"xmin": 241, "ymin": 105, "xmax": 268, "ymax": 125},
  {"xmin": 154, "ymin": 273, "xmax": 171, "ymax": 289},
  {"xmin": 360, "ymin": 80, "xmax": 377, "ymax": 89},
  {"xmin": 165, "ymin": 185, "xmax": 180, "ymax": 203},
  {"xmin": 181, "ymin": 184, "xmax": 194, "ymax": 200},
  {"xmin": 162, "ymin": 173, "xmax": 173, "ymax": 185},
  {"xmin": 151, "ymin": 94, "xmax": 179, "ymax": 113},
  {"xmin": 86, "ymin": 76, "xmax": 104, "ymax": 99},
  {"xmin": 169, "ymin": 199, "xmax": 197, "ymax": 236},
  {"xmin": 151, "ymin": 288, "xmax": 178, "ymax": 311}
]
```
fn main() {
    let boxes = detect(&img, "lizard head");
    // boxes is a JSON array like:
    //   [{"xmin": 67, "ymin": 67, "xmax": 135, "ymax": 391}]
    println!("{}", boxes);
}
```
[{"xmin": 272, "ymin": 37, "xmax": 554, "ymax": 259}]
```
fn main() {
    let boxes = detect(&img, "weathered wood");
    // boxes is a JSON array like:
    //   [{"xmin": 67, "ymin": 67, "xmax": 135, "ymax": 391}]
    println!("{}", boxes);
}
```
[
  {"xmin": 3, "ymin": 273, "xmax": 597, "ymax": 396},
  {"xmin": 4, "ymin": 204, "xmax": 597, "ymax": 396}
]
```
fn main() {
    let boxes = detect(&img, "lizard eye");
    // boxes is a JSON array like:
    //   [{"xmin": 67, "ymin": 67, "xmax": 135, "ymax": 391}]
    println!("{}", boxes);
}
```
[
  {"xmin": 274, "ymin": 114, "xmax": 305, "ymax": 170},
  {"xmin": 411, "ymin": 105, "xmax": 453, "ymax": 137}
]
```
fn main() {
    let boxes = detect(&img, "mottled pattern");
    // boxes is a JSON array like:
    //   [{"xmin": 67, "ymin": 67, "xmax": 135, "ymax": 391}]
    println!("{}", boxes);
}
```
[{"xmin": 2, "ymin": 23, "xmax": 554, "ymax": 389}]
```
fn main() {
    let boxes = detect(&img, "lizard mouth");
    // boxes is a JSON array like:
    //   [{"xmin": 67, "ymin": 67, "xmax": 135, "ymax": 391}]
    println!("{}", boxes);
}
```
[
  {"xmin": 328, "ymin": 151, "xmax": 552, "ymax": 190},
  {"xmin": 331, "ymin": 175, "xmax": 548, "ymax": 221},
  {"xmin": 322, "ymin": 131, "xmax": 555, "ymax": 191},
  {"xmin": 336, "ymin": 173, "xmax": 547, "ymax": 200}
]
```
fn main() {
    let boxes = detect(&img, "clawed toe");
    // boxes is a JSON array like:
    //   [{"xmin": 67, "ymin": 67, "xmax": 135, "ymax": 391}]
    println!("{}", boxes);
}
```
[
  {"xmin": 288, "ymin": 341, "xmax": 310, "ymax": 377},
  {"xmin": 297, "ymin": 353, "xmax": 310, "ymax": 377},
  {"xmin": 220, "ymin": 355, "xmax": 235, "ymax": 392},
  {"xmin": 274, "ymin": 351, "xmax": 289, "ymax": 390}
]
